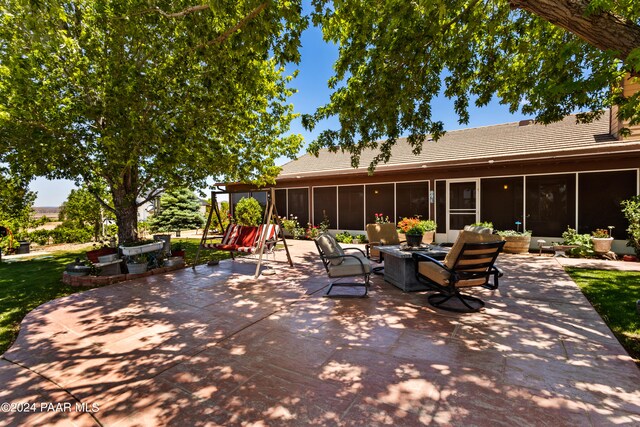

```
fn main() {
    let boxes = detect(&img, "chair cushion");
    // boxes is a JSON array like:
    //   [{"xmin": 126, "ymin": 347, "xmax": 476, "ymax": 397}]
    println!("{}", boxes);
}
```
[
  {"xmin": 418, "ymin": 261, "xmax": 450, "ymax": 285},
  {"xmin": 327, "ymin": 252, "xmax": 372, "ymax": 277},
  {"xmin": 444, "ymin": 231, "xmax": 502, "ymax": 269},
  {"xmin": 366, "ymin": 223, "xmax": 401, "ymax": 245},
  {"xmin": 463, "ymin": 225, "xmax": 493, "ymax": 234},
  {"xmin": 316, "ymin": 233, "xmax": 345, "ymax": 265}
]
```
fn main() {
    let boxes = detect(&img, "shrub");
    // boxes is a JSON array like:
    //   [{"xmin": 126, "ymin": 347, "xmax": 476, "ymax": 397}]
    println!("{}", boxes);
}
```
[
  {"xmin": 621, "ymin": 196, "xmax": 640, "ymax": 257},
  {"xmin": 419, "ymin": 220, "xmax": 437, "ymax": 232},
  {"xmin": 306, "ymin": 224, "xmax": 320, "ymax": 239},
  {"xmin": 281, "ymin": 215, "xmax": 300, "ymax": 235},
  {"xmin": 497, "ymin": 230, "xmax": 532, "ymax": 237},
  {"xmin": 356, "ymin": 234, "xmax": 367, "ymax": 244},
  {"xmin": 335, "ymin": 231, "xmax": 353, "ymax": 243},
  {"xmin": 234, "ymin": 197, "xmax": 263, "ymax": 226},
  {"xmin": 562, "ymin": 227, "xmax": 593, "ymax": 258},
  {"xmin": 471, "ymin": 221, "xmax": 494, "ymax": 229},
  {"xmin": 49, "ymin": 226, "xmax": 93, "ymax": 244}
]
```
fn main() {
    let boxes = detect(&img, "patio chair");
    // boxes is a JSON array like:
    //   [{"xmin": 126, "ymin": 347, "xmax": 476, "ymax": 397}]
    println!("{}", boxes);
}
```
[
  {"xmin": 365, "ymin": 223, "xmax": 404, "ymax": 274},
  {"xmin": 412, "ymin": 230, "xmax": 505, "ymax": 312},
  {"xmin": 314, "ymin": 233, "xmax": 372, "ymax": 297}
]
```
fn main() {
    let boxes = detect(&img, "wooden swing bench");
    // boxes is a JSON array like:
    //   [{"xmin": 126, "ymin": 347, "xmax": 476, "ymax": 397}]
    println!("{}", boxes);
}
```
[
  {"xmin": 201, "ymin": 223, "xmax": 279, "ymax": 259},
  {"xmin": 194, "ymin": 188, "xmax": 293, "ymax": 277}
]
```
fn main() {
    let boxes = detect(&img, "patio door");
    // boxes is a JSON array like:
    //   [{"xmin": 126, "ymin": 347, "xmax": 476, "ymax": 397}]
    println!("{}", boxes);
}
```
[{"xmin": 447, "ymin": 180, "xmax": 479, "ymax": 241}]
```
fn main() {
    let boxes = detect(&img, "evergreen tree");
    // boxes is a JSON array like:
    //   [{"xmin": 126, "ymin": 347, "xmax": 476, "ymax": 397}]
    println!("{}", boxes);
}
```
[{"xmin": 149, "ymin": 189, "xmax": 205, "ymax": 232}]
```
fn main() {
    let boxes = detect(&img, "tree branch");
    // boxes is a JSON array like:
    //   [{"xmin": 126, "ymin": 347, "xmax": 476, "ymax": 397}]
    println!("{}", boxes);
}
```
[
  {"xmin": 136, "ymin": 187, "xmax": 164, "ymax": 207},
  {"xmin": 195, "ymin": 2, "xmax": 268, "ymax": 49},
  {"xmin": 509, "ymin": 0, "xmax": 640, "ymax": 71}
]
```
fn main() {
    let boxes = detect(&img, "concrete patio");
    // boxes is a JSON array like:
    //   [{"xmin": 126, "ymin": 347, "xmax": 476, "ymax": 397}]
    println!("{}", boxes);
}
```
[{"xmin": 1, "ymin": 240, "xmax": 639, "ymax": 426}]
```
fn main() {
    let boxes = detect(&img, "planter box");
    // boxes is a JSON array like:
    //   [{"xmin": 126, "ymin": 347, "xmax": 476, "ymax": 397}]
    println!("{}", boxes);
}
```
[
  {"xmin": 591, "ymin": 237, "xmax": 614, "ymax": 254},
  {"xmin": 502, "ymin": 235, "xmax": 531, "ymax": 254},
  {"xmin": 86, "ymin": 247, "xmax": 117, "ymax": 264},
  {"xmin": 120, "ymin": 241, "xmax": 164, "ymax": 256},
  {"xmin": 126, "ymin": 262, "xmax": 148, "ymax": 274}
]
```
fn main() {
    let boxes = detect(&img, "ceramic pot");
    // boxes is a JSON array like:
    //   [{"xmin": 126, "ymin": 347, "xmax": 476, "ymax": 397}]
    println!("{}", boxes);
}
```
[
  {"xmin": 406, "ymin": 234, "xmax": 423, "ymax": 247},
  {"xmin": 502, "ymin": 235, "xmax": 531, "ymax": 254},
  {"xmin": 591, "ymin": 237, "xmax": 613, "ymax": 254}
]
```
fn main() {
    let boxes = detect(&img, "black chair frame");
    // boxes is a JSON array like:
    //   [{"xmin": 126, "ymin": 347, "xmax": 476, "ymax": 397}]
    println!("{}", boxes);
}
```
[
  {"xmin": 413, "ymin": 241, "xmax": 505, "ymax": 312},
  {"xmin": 315, "ymin": 241, "xmax": 370, "ymax": 297}
]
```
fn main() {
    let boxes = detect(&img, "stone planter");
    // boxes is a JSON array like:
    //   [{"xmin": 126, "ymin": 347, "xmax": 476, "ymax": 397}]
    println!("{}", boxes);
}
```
[
  {"xmin": 422, "ymin": 231, "xmax": 435, "ymax": 244},
  {"xmin": 406, "ymin": 234, "xmax": 423, "ymax": 247},
  {"xmin": 126, "ymin": 262, "xmax": 148, "ymax": 274},
  {"xmin": 120, "ymin": 241, "xmax": 164, "ymax": 256},
  {"xmin": 502, "ymin": 235, "xmax": 531, "ymax": 254},
  {"xmin": 591, "ymin": 237, "xmax": 614, "ymax": 254}
]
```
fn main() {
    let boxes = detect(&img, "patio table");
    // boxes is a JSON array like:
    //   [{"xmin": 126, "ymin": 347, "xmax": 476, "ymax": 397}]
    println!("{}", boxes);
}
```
[{"xmin": 376, "ymin": 245, "xmax": 449, "ymax": 292}]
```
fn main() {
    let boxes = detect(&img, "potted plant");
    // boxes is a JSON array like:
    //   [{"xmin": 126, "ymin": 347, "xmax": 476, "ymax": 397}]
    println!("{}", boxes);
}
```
[
  {"xmin": 419, "ymin": 220, "xmax": 437, "ymax": 244},
  {"xmin": 398, "ymin": 217, "xmax": 423, "ymax": 247},
  {"xmin": 126, "ymin": 254, "xmax": 149, "ymax": 274},
  {"xmin": 591, "ymin": 228, "xmax": 614, "ymax": 254},
  {"xmin": 497, "ymin": 229, "xmax": 532, "ymax": 254},
  {"xmin": 171, "ymin": 242, "xmax": 186, "ymax": 258}
]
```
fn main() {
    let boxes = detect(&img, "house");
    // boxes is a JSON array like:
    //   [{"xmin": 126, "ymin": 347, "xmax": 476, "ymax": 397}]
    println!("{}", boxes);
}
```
[{"xmin": 228, "ymin": 81, "xmax": 640, "ymax": 253}]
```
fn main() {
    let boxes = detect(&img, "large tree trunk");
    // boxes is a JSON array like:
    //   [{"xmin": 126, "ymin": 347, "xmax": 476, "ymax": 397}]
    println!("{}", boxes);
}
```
[
  {"xmin": 510, "ymin": 0, "xmax": 640, "ymax": 71},
  {"xmin": 111, "ymin": 166, "xmax": 140, "ymax": 244}
]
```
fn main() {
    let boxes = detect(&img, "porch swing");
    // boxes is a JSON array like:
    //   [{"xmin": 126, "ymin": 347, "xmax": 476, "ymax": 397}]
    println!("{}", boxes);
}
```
[{"xmin": 193, "ymin": 188, "xmax": 293, "ymax": 278}]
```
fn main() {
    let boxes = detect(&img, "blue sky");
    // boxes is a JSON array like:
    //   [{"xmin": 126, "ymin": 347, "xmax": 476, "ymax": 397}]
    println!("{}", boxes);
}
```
[{"xmin": 31, "ymin": 7, "xmax": 527, "ymax": 206}]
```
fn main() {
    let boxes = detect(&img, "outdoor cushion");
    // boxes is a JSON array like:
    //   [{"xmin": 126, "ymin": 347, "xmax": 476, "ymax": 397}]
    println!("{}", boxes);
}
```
[
  {"xmin": 418, "ymin": 257, "xmax": 488, "ymax": 288},
  {"xmin": 444, "ymin": 230, "xmax": 502, "ymax": 269},
  {"xmin": 366, "ymin": 223, "xmax": 401, "ymax": 245},
  {"xmin": 316, "ymin": 233, "xmax": 345, "ymax": 265},
  {"xmin": 327, "ymin": 253, "xmax": 372, "ymax": 277}
]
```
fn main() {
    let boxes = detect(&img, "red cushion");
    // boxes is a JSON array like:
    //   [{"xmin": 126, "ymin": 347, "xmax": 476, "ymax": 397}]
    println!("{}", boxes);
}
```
[{"xmin": 236, "ymin": 226, "xmax": 259, "ymax": 248}]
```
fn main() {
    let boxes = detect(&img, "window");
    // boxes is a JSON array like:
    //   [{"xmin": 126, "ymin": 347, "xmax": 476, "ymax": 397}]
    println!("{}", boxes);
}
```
[
  {"xmin": 338, "ymin": 185, "xmax": 364, "ymax": 230},
  {"xmin": 313, "ymin": 187, "xmax": 337, "ymax": 228},
  {"xmin": 481, "ymin": 177, "xmax": 524, "ymax": 231},
  {"xmin": 396, "ymin": 181, "xmax": 429, "ymax": 222},
  {"xmin": 436, "ymin": 180, "xmax": 446, "ymax": 233},
  {"xmin": 578, "ymin": 170, "xmax": 637, "ymax": 235},
  {"xmin": 365, "ymin": 184, "xmax": 394, "ymax": 224},
  {"xmin": 526, "ymin": 174, "xmax": 575, "ymax": 236},
  {"xmin": 287, "ymin": 188, "xmax": 309, "ymax": 225},
  {"xmin": 275, "ymin": 189, "xmax": 287, "ymax": 219}
]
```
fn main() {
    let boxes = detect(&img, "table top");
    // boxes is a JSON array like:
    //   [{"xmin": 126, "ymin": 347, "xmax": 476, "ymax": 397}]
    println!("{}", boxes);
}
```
[{"xmin": 375, "ymin": 244, "xmax": 449, "ymax": 259}]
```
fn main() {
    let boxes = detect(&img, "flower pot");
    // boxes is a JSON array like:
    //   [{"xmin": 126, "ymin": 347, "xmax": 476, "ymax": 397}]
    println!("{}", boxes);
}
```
[
  {"xmin": 126, "ymin": 262, "xmax": 148, "ymax": 274},
  {"xmin": 422, "ymin": 231, "xmax": 435, "ymax": 244},
  {"xmin": 86, "ymin": 247, "xmax": 117, "ymax": 264},
  {"xmin": 502, "ymin": 235, "xmax": 531, "ymax": 254},
  {"xmin": 591, "ymin": 237, "xmax": 614, "ymax": 254},
  {"xmin": 406, "ymin": 234, "xmax": 423, "ymax": 247},
  {"xmin": 120, "ymin": 241, "xmax": 164, "ymax": 256}
]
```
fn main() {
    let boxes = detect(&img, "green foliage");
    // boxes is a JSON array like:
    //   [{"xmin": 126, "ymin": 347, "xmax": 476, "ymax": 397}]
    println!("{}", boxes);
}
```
[
  {"xmin": 335, "ymin": 231, "xmax": 353, "ymax": 243},
  {"xmin": 306, "ymin": 223, "xmax": 321, "ymax": 239},
  {"xmin": 281, "ymin": 215, "xmax": 302, "ymax": 238},
  {"xmin": 0, "ymin": 0, "xmax": 306, "ymax": 242},
  {"xmin": 305, "ymin": 1, "xmax": 636, "ymax": 171},
  {"xmin": 621, "ymin": 195, "xmax": 640, "ymax": 257},
  {"xmin": 59, "ymin": 185, "xmax": 113, "ymax": 241},
  {"xmin": 148, "ymin": 189, "xmax": 205, "ymax": 232},
  {"xmin": 234, "ymin": 197, "xmax": 263, "ymax": 227},
  {"xmin": 497, "ymin": 230, "xmax": 532, "ymax": 237},
  {"xmin": 591, "ymin": 228, "xmax": 611, "ymax": 238},
  {"xmin": 0, "ymin": 168, "xmax": 37, "ymax": 238},
  {"xmin": 562, "ymin": 227, "xmax": 594, "ymax": 258},
  {"xmin": 472, "ymin": 221, "xmax": 494, "ymax": 229},
  {"xmin": 0, "ymin": 249, "xmax": 89, "ymax": 353},
  {"xmin": 419, "ymin": 220, "xmax": 437, "ymax": 232},
  {"xmin": 208, "ymin": 201, "xmax": 230, "ymax": 232},
  {"xmin": 566, "ymin": 267, "xmax": 640, "ymax": 364},
  {"xmin": 355, "ymin": 234, "xmax": 367, "ymax": 244}
]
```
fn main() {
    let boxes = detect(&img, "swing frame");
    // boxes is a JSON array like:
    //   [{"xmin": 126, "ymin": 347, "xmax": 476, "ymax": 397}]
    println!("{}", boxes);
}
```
[{"xmin": 193, "ymin": 187, "xmax": 293, "ymax": 278}]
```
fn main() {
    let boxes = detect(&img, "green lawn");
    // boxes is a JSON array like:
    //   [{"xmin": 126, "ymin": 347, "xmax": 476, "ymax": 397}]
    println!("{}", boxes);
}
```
[
  {"xmin": 565, "ymin": 267, "xmax": 640, "ymax": 364},
  {"xmin": 0, "ymin": 250, "xmax": 87, "ymax": 354},
  {"xmin": 0, "ymin": 238, "xmax": 230, "ymax": 355}
]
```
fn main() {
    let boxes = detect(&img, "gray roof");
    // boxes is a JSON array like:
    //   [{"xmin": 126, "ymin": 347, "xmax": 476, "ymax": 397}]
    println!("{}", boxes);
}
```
[{"xmin": 279, "ymin": 110, "xmax": 637, "ymax": 178}]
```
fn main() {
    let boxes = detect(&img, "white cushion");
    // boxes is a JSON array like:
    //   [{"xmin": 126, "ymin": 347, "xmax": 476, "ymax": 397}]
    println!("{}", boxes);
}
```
[{"xmin": 316, "ymin": 233, "xmax": 345, "ymax": 265}]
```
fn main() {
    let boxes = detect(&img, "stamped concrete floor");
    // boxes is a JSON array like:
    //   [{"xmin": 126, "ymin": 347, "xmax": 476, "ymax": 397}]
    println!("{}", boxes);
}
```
[{"xmin": 1, "ymin": 241, "xmax": 639, "ymax": 426}]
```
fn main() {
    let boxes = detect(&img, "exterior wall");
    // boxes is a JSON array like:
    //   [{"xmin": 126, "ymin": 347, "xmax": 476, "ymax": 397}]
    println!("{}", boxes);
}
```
[
  {"xmin": 228, "ymin": 152, "xmax": 640, "ymax": 251},
  {"xmin": 611, "ymin": 75, "xmax": 640, "ymax": 141}
]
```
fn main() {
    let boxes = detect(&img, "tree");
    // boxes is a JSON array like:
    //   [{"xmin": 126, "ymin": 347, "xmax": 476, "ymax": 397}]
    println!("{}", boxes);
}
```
[
  {"xmin": 148, "ymin": 188, "xmax": 205, "ymax": 232},
  {"xmin": 0, "ymin": 0, "xmax": 305, "ymax": 243},
  {"xmin": 0, "ymin": 168, "xmax": 36, "ymax": 231},
  {"xmin": 305, "ymin": 0, "xmax": 640, "ymax": 170},
  {"xmin": 59, "ymin": 185, "xmax": 113, "ymax": 240}
]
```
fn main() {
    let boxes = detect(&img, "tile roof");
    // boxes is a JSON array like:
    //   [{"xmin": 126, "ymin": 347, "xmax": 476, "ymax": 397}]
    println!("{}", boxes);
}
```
[{"xmin": 279, "ymin": 110, "xmax": 635, "ymax": 178}]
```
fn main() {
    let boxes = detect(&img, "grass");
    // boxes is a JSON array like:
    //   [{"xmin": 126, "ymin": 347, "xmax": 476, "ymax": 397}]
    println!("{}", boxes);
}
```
[
  {"xmin": 565, "ymin": 267, "xmax": 640, "ymax": 364},
  {"xmin": 0, "ymin": 238, "xmax": 231, "ymax": 355},
  {"xmin": 0, "ymin": 250, "xmax": 87, "ymax": 354}
]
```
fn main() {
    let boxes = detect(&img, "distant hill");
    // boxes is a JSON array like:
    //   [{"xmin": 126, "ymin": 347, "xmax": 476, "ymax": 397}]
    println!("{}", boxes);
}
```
[{"xmin": 33, "ymin": 206, "xmax": 61, "ymax": 219}]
